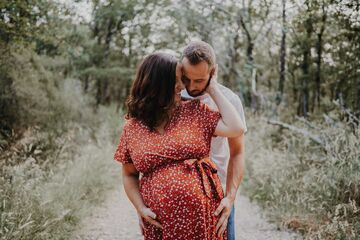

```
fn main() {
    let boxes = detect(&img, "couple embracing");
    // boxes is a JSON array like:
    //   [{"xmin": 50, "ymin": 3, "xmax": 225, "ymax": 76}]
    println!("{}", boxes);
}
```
[{"xmin": 114, "ymin": 40, "xmax": 247, "ymax": 240}]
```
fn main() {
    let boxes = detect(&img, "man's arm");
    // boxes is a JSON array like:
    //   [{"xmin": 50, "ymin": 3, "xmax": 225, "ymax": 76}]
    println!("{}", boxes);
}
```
[
  {"xmin": 215, "ymin": 134, "xmax": 245, "ymax": 236},
  {"xmin": 226, "ymin": 135, "xmax": 245, "ymax": 200}
]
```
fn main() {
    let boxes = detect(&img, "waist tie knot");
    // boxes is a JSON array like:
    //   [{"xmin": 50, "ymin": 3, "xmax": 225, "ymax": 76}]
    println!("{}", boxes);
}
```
[{"xmin": 184, "ymin": 157, "xmax": 224, "ymax": 200}]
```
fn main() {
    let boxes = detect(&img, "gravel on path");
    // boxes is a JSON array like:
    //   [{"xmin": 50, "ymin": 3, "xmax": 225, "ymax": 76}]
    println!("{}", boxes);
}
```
[{"xmin": 73, "ymin": 187, "xmax": 301, "ymax": 240}]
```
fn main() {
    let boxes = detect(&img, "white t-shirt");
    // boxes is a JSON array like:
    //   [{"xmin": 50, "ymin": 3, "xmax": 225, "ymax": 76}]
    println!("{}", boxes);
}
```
[{"xmin": 181, "ymin": 85, "xmax": 247, "ymax": 190}]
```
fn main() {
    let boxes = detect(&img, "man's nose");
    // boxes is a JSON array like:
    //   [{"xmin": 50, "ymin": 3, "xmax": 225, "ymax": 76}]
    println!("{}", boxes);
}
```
[{"xmin": 188, "ymin": 81, "xmax": 195, "ymax": 91}]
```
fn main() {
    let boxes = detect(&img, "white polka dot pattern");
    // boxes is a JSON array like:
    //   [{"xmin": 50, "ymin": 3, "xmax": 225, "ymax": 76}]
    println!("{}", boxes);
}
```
[{"xmin": 114, "ymin": 99, "xmax": 227, "ymax": 240}]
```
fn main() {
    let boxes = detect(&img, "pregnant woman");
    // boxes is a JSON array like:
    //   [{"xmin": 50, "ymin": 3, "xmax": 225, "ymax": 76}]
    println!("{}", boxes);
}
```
[{"xmin": 114, "ymin": 52, "xmax": 245, "ymax": 240}]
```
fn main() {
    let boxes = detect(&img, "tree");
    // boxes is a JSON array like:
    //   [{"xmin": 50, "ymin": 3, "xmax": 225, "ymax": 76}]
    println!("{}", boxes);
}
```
[{"xmin": 276, "ymin": 0, "xmax": 287, "ymax": 106}]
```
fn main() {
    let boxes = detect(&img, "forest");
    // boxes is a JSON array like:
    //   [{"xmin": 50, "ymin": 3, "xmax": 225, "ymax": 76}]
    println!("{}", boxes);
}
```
[{"xmin": 0, "ymin": 0, "xmax": 359, "ymax": 239}]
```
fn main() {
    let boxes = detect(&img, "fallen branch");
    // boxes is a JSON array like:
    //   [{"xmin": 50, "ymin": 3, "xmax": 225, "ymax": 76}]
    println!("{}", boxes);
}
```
[
  {"xmin": 333, "ymin": 100, "xmax": 360, "ymax": 125},
  {"xmin": 267, "ymin": 119, "xmax": 325, "ymax": 147},
  {"xmin": 295, "ymin": 116, "xmax": 321, "ymax": 130}
]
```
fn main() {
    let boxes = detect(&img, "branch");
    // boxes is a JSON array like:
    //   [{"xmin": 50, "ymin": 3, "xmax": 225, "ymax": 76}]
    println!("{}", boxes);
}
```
[
  {"xmin": 238, "ymin": 11, "xmax": 252, "ymax": 43},
  {"xmin": 295, "ymin": 116, "xmax": 321, "ymax": 130},
  {"xmin": 332, "ymin": 100, "xmax": 360, "ymax": 125},
  {"xmin": 267, "ymin": 119, "xmax": 325, "ymax": 146}
]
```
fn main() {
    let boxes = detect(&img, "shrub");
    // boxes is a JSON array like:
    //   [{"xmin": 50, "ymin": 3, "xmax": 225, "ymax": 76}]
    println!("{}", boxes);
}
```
[{"xmin": 243, "ymin": 109, "xmax": 360, "ymax": 239}]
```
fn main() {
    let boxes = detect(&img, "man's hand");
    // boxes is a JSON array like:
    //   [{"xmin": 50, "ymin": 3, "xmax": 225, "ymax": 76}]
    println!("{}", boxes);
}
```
[
  {"xmin": 138, "ymin": 206, "xmax": 163, "ymax": 230},
  {"xmin": 214, "ymin": 196, "xmax": 234, "ymax": 237}
]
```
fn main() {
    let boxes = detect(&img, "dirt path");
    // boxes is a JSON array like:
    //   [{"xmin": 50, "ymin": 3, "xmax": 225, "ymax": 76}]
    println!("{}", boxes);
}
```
[{"xmin": 73, "ymin": 187, "xmax": 300, "ymax": 240}]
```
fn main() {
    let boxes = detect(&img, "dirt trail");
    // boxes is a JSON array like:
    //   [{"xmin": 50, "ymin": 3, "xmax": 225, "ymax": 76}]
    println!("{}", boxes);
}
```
[{"xmin": 73, "ymin": 187, "xmax": 300, "ymax": 240}]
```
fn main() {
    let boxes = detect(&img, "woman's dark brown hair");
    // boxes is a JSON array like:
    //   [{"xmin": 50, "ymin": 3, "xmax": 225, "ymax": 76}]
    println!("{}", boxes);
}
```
[{"xmin": 126, "ymin": 52, "xmax": 178, "ymax": 130}]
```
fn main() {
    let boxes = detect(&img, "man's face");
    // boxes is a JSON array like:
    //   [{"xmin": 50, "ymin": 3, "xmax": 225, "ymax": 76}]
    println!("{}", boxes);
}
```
[{"xmin": 181, "ymin": 57, "xmax": 213, "ymax": 97}]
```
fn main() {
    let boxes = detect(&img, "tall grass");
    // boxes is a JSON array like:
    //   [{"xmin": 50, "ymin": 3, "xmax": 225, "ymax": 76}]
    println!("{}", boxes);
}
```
[
  {"xmin": 0, "ymin": 134, "xmax": 119, "ymax": 239},
  {"xmin": 243, "ymin": 109, "xmax": 360, "ymax": 239},
  {"xmin": 0, "ymin": 62, "xmax": 124, "ymax": 239}
]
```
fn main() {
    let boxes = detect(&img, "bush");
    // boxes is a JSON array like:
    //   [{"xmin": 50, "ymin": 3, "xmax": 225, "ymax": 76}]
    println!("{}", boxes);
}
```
[
  {"xmin": 243, "ymin": 109, "xmax": 360, "ymax": 239},
  {"xmin": 0, "ymin": 45, "xmax": 125, "ymax": 238},
  {"xmin": 0, "ymin": 105, "xmax": 122, "ymax": 240}
]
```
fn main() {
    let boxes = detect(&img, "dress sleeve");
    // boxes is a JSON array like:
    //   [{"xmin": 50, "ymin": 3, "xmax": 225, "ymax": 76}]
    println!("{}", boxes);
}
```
[
  {"xmin": 194, "ymin": 100, "xmax": 221, "ymax": 141},
  {"xmin": 114, "ymin": 125, "xmax": 133, "ymax": 164}
]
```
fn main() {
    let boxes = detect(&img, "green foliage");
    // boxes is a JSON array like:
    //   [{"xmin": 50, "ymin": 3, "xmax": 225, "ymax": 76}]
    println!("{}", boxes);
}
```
[
  {"xmin": 0, "ymin": 0, "xmax": 68, "ymax": 55},
  {"xmin": 1, "ymin": 0, "xmax": 359, "ymax": 239},
  {"xmin": 76, "ymin": 66, "xmax": 133, "ymax": 106},
  {"xmin": 0, "ymin": 47, "xmax": 81, "ymax": 132},
  {"xmin": 0, "ymin": 120, "xmax": 121, "ymax": 239},
  {"xmin": 0, "ymin": 0, "xmax": 48, "ymax": 44},
  {"xmin": 243, "ymin": 109, "xmax": 360, "ymax": 239},
  {"xmin": 288, "ymin": 0, "xmax": 360, "ymax": 115}
]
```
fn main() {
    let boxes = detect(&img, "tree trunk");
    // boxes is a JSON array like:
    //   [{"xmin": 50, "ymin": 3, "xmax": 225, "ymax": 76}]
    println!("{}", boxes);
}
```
[
  {"xmin": 239, "ymin": 11, "xmax": 255, "ymax": 106},
  {"xmin": 314, "ymin": 32, "xmax": 322, "ymax": 109},
  {"xmin": 104, "ymin": 18, "xmax": 115, "ymax": 62},
  {"xmin": 223, "ymin": 14, "xmax": 242, "ymax": 91},
  {"xmin": 298, "ymin": 46, "xmax": 310, "ymax": 117},
  {"xmin": 314, "ymin": 2, "xmax": 326, "ymax": 109},
  {"xmin": 297, "ymin": 3, "xmax": 313, "ymax": 118},
  {"xmin": 276, "ymin": 0, "xmax": 286, "ymax": 105}
]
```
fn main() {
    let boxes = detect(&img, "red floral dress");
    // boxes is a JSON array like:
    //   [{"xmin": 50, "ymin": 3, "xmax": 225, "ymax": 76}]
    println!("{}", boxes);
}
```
[{"xmin": 114, "ymin": 99, "xmax": 227, "ymax": 240}]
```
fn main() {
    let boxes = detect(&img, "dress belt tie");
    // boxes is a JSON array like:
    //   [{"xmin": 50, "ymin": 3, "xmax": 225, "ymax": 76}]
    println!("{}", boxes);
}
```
[{"xmin": 184, "ymin": 157, "xmax": 224, "ymax": 200}]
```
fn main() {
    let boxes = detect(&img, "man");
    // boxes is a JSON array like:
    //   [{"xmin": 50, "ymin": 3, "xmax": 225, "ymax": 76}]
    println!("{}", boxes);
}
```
[
  {"xmin": 180, "ymin": 40, "xmax": 247, "ymax": 240},
  {"xmin": 137, "ymin": 41, "xmax": 247, "ymax": 239}
]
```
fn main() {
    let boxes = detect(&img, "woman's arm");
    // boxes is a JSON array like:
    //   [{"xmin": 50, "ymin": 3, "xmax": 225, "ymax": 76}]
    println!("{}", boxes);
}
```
[
  {"xmin": 206, "ymin": 65, "xmax": 245, "ymax": 137},
  {"xmin": 122, "ymin": 163, "xmax": 163, "ymax": 229}
]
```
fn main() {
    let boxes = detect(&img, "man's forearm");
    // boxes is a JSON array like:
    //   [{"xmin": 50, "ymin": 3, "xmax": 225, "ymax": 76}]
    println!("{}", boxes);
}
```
[{"xmin": 225, "ymin": 152, "xmax": 245, "ymax": 200}]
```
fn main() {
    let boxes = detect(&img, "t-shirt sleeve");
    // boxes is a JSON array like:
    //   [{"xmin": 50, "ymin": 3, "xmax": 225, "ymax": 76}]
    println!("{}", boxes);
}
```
[
  {"xmin": 194, "ymin": 100, "xmax": 221, "ymax": 141},
  {"xmin": 113, "ymin": 125, "xmax": 133, "ymax": 164}
]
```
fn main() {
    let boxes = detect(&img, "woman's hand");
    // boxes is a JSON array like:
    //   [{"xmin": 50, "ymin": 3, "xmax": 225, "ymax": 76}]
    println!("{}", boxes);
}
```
[
  {"xmin": 138, "ymin": 206, "xmax": 163, "ymax": 229},
  {"xmin": 204, "ymin": 64, "xmax": 245, "ymax": 138},
  {"xmin": 205, "ymin": 64, "xmax": 219, "ymax": 94},
  {"xmin": 137, "ymin": 213, "xmax": 144, "ymax": 235}
]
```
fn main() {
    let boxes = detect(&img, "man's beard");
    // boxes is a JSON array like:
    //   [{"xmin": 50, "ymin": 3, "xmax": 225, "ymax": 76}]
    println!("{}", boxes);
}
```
[
  {"xmin": 187, "ymin": 88, "xmax": 207, "ymax": 97},
  {"xmin": 186, "ymin": 78, "xmax": 211, "ymax": 97}
]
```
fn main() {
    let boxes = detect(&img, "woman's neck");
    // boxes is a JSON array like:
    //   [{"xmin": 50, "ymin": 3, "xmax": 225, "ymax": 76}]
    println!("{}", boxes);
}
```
[{"xmin": 155, "ymin": 101, "xmax": 180, "ymax": 132}]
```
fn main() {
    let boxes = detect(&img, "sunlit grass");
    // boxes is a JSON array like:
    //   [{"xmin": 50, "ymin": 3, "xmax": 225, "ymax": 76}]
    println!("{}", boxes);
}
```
[
  {"xmin": 243, "ymin": 111, "xmax": 360, "ymax": 239},
  {"xmin": 0, "ymin": 76, "xmax": 124, "ymax": 239},
  {"xmin": 0, "ymin": 117, "xmax": 122, "ymax": 240}
]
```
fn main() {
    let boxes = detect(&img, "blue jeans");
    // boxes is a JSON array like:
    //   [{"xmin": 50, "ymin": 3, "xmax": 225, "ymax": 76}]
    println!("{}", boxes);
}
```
[{"xmin": 227, "ymin": 205, "xmax": 235, "ymax": 240}]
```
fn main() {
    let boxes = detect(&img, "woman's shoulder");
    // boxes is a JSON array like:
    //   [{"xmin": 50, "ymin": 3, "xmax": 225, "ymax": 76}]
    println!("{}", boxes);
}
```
[{"xmin": 121, "ymin": 116, "xmax": 142, "ymax": 131}]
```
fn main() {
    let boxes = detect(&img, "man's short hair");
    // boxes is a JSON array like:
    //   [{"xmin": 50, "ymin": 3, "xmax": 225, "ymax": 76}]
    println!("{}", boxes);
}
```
[{"xmin": 182, "ymin": 41, "xmax": 216, "ymax": 67}]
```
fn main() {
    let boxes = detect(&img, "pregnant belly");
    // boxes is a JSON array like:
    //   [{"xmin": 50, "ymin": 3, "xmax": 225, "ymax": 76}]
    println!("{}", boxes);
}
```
[{"xmin": 139, "ymin": 163, "xmax": 208, "ymax": 219}]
